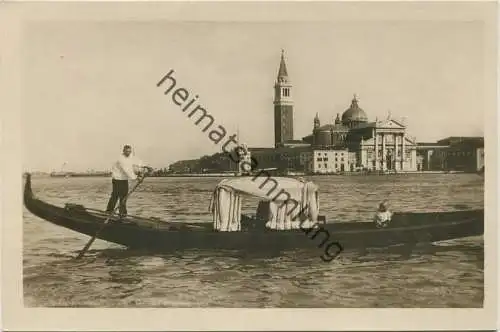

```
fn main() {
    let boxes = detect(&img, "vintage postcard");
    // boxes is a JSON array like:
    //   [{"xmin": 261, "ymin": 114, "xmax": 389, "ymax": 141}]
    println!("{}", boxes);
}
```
[{"xmin": 1, "ymin": 1, "xmax": 498, "ymax": 331}]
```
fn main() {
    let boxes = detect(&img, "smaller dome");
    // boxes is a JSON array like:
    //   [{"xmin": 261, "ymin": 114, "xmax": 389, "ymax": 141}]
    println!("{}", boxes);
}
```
[
  {"xmin": 342, "ymin": 95, "xmax": 368, "ymax": 125},
  {"xmin": 313, "ymin": 112, "xmax": 320, "ymax": 129}
]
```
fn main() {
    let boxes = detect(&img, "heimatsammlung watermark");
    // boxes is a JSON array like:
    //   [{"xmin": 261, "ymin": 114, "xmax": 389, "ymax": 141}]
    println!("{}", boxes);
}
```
[{"xmin": 156, "ymin": 69, "xmax": 343, "ymax": 262}]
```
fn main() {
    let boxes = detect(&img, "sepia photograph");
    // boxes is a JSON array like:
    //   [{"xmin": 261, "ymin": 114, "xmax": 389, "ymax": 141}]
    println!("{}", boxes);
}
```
[{"xmin": 1, "ymin": 1, "xmax": 498, "ymax": 331}]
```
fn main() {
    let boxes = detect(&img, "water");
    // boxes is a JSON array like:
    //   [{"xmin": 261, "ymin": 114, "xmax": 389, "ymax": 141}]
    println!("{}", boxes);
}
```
[{"xmin": 23, "ymin": 174, "xmax": 484, "ymax": 307}]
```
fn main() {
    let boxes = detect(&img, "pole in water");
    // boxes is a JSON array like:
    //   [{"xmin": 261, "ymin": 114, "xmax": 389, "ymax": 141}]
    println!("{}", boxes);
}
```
[{"xmin": 75, "ymin": 174, "xmax": 146, "ymax": 259}]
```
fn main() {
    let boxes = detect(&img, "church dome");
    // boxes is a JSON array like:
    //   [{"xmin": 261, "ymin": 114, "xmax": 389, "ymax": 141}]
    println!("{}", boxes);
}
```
[{"xmin": 341, "ymin": 95, "xmax": 368, "ymax": 125}]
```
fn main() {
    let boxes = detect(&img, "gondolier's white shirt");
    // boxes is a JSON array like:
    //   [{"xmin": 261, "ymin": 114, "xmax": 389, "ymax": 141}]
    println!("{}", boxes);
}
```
[{"xmin": 111, "ymin": 154, "xmax": 146, "ymax": 180}]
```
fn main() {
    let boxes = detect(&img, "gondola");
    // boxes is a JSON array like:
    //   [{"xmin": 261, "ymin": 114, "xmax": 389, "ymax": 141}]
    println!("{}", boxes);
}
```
[{"xmin": 23, "ymin": 173, "xmax": 483, "ymax": 254}]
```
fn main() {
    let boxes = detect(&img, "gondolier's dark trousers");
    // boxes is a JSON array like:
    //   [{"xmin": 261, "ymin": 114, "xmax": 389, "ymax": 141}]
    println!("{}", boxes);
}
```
[{"xmin": 106, "ymin": 179, "xmax": 129, "ymax": 216}]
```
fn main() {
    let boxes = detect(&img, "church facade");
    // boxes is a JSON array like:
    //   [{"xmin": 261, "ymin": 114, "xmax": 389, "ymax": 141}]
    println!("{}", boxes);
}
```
[
  {"xmin": 300, "ymin": 97, "xmax": 418, "ymax": 172},
  {"xmin": 249, "ymin": 51, "xmax": 418, "ymax": 173}
]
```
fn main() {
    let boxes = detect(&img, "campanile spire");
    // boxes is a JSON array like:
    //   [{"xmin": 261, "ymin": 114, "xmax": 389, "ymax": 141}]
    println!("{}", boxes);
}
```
[
  {"xmin": 273, "ymin": 49, "xmax": 294, "ymax": 147},
  {"xmin": 277, "ymin": 49, "xmax": 289, "ymax": 79}
]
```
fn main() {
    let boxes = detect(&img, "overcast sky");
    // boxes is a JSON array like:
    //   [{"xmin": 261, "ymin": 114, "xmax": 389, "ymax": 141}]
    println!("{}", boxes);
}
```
[{"xmin": 22, "ymin": 18, "xmax": 486, "ymax": 172}]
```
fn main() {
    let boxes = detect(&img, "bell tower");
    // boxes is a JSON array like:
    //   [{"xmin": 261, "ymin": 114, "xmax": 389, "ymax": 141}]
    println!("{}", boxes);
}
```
[{"xmin": 274, "ymin": 49, "xmax": 294, "ymax": 148}]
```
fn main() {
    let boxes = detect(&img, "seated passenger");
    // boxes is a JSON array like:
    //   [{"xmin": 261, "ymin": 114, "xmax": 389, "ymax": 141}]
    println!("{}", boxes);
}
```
[{"xmin": 373, "ymin": 200, "xmax": 392, "ymax": 228}]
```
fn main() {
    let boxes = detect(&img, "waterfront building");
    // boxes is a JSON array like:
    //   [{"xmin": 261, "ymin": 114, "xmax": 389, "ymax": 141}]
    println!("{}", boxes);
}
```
[
  {"xmin": 444, "ymin": 140, "xmax": 484, "ymax": 172},
  {"xmin": 305, "ymin": 149, "xmax": 350, "ymax": 174},
  {"xmin": 439, "ymin": 137, "xmax": 484, "ymax": 172},
  {"xmin": 416, "ymin": 137, "xmax": 484, "ymax": 172},
  {"xmin": 416, "ymin": 142, "xmax": 449, "ymax": 171}
]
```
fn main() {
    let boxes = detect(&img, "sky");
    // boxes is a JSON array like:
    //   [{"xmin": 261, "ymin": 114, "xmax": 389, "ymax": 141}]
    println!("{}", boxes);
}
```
[{"xmin": 22, "ymin": 19, "xmax": 486, "ymax": 172}]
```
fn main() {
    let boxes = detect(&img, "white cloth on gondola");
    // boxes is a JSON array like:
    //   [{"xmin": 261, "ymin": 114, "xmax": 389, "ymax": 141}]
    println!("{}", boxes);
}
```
[
  {"xmin": 265, "ymin": 181, "xmax": 319, "ymax": 230},
  {"xmin": 210, "ymin": 186, "xmax": 242, "ymax": 232}
]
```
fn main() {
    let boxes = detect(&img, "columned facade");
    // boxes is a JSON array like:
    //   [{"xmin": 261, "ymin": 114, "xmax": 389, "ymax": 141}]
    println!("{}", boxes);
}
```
[{"xmin": 351, "ymin": 120, "xmax": 417, "ymax": 172}]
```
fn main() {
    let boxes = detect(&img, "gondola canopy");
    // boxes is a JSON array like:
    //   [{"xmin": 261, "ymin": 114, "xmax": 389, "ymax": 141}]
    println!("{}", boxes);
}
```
[
  {"xmin": 210, "ymin": 176, "xmax": 320, "ymax": 232},
  {"xmin": 214, "ymin": 176, "xmax": 317, "ymax": 202}
]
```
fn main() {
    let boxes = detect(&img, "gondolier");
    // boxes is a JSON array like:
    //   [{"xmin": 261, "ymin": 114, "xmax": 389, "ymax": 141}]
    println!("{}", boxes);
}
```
[{"xmin": 106, "ymin": 145, "xmax": 152, "ymax": 218}]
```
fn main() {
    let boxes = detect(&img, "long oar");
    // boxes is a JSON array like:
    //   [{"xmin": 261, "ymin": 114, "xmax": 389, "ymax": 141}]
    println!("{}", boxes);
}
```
[{"xmin": 75, "ymin": 174, "xmax": 147, "ymax": 259}]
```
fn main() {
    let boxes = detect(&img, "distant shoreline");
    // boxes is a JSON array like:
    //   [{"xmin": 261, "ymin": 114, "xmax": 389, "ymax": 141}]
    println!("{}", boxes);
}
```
[
  {"xmin": 147, "ymin": 170, "xmax": 470, "ymax": 177},
  {"xmin": 50, "ymin": 173, "xmax": 111, "ymax": 178},
  {"xmin": 25, "ymin": 170, "xmax": 475, "ymax": 179},
  {"xmin": 24, "ymin": 172, "xmax": 111, "ymax": 178}
]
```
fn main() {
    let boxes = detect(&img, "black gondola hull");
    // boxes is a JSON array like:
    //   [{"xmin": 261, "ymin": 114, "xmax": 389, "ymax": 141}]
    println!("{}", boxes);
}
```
[{"xmin": 23, "ymin": 174, "xmax": 484, "ymax": 252}]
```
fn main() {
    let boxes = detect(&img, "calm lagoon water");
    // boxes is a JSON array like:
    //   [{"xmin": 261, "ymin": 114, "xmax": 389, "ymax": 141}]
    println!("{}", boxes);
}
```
[{"xmin": 23, "ymin": 174, "xmax": 484, "ymax": 307}]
